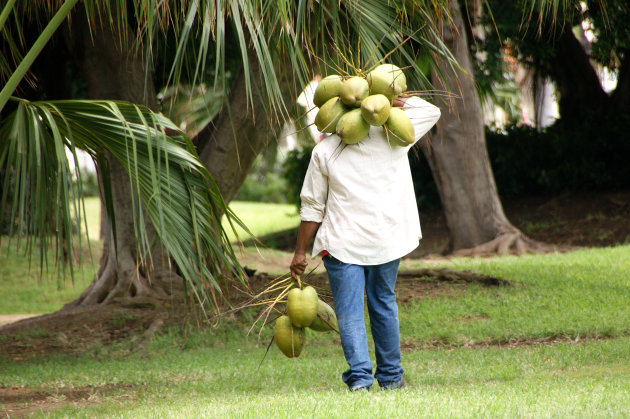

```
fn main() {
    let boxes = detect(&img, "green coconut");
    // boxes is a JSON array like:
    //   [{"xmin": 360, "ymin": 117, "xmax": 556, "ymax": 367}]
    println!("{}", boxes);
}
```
[
  {"xmin": 360, "ymin": 94, "xmax": 391, "ymax": 126},
  {"xmin": 313, "ymin": 75, "xmax": 344, "ymax": 108},
  {"xmin": 287, "ymin": 286, "xmax": 319, "ymax": 328},
  {"xmin": 384, "ymin": 107, "xmax": 415, "ymax": 146},
  {"xmin": 373, "ymin": 63, "xmax": 407, "ymax": 95},
  {"xmin": 314, "ymin": 97, "xmax": 347, "ymax": 133},
  {"xmin": 274, "ymin": 315, "xmax": 305, "ymax": 358},
  {"xmin": 336, "ymin": 108, "xmax": 370, "ymax": 145},
  {"xmin": 308, "ymin": 299, "xmax": 338, "ymax": 332},
  {"xmin": 366, "ymin": 70, "xmax": 397, "ymax": 102},
  {"xmin": 339, "ymin": 76, "xmax": 369, "ymax": 107}
]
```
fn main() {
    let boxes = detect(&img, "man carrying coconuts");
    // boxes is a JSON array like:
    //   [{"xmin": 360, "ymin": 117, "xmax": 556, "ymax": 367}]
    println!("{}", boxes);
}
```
[{"xmin": 290, "ymin": 65, "xmax": 441, "ymax": 392}]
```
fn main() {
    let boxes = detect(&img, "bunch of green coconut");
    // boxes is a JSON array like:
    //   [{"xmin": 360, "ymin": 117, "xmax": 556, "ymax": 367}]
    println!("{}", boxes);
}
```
[
  {"xmin": 274, "ymin": 285, "xmax": 338, "ymax": 358},
  {"xmin": 313, "ymin": 63, "xmax": 414, "ymax": 146}
]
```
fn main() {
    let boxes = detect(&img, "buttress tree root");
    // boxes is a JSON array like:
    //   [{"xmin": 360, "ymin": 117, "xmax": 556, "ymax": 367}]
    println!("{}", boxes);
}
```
[{"xmin": 451, "ymin": 231, "xmax": 576, "ymax": 258}]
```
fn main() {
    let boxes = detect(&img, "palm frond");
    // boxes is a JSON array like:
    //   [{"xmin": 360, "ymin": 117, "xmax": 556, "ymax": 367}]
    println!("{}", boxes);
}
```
[
  {"xmin": 2, "ymin": 0, "xmax": 461, "ymax": 121},
  {"xmin": 0, "ymin": 98, "xmax": 248, "ymax": 313},
  {"xmin": 289, "ymin": 0, "xmax": 459, "ymax": 93},
  {"xmin": 159, "ymin": 84, "xmax": 225, "ymax": 137}
]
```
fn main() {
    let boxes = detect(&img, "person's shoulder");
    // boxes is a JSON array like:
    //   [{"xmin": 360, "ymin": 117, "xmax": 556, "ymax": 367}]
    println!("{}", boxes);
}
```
[
  {"xmin": 313, "ymin": 135, "xmax": 342, "ymax": 154},
  {"xmin": 310, "ymin": 135, "xmax": 343, "ymax": 166}
]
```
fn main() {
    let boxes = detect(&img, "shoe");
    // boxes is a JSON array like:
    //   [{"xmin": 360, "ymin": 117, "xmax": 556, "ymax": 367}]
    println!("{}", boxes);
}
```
[
  {"xmin": 380, "ymin": 377, "xmax": 406, "ymax": 390},
  {"xmin": 349, "ymin": 385, "xmax": 370, "ymax": 392}
]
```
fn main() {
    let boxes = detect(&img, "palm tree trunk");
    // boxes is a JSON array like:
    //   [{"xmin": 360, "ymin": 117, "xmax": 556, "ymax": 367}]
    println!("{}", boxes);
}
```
[
  {"xmin": 63, "ymin": 16, "xmax": 180, "ymax": 308},
  {"xmin": 196, "ymin": 53, "xmax": 297, "ymax": 203}
]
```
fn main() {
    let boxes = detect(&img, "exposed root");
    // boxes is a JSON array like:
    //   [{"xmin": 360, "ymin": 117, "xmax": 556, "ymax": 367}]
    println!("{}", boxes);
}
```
[
  {"xmin": 451, "ymin": 232, "xmax": 578, "ymax": 258},
  {"xmin": 61, "ymin": 262, "xmax": 183, "ymax": 311}
]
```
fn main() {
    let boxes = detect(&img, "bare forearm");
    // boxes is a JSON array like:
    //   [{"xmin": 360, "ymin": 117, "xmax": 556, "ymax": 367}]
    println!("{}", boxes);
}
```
[
  {"xmin": 295, "ymin": 221, "xmax": 321, "ymax": 254},
  {"xmin": 290, "ymin": 221, "xmax": 321, "ymax": 278}
]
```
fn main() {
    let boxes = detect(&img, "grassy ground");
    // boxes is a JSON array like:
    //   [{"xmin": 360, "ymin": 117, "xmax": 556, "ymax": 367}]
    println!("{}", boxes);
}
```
[
  {"xmin": 398, "ymin": 246, "xmax": 630, "ymax": 345},
  {"xmin": 0, "ymin": 239, "xmax": 100, "ymax": 315},
  {"xmin": 2, "ymin": 200, "xmax": 630, "ymax": 416},
  {"xmin": 2, "ymin": 244, "xmax": 630, "ymax": 416},
  {"xmin": 223, "ymin": 201, "xmax": 300, "ymax": 243},
  {"xmin": 78, "ymin": 196, "xmax": 102, "ymax": 241},
  {"xmin": 0, "ymin": 196, "xmax": 100, "ymax": 315},
  {"xmin": 2, "ymin": 336, "xmax": 629, "ymax": 417},
  {"xmin": 0, "ymin": 200, "xmax": 295, "ymax": 315}
]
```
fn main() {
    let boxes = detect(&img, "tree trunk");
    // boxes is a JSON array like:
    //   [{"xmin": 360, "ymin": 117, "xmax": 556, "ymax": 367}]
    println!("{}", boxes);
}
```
[
  {"xmin": 197, "ymin": 54, "xmax": 297, "ymax": 203},
  {"xmin": 63, "ymin": 17, "xmax": 181, "ymax": 309},
  {"xmin": 421, "ymin": 0, "xmax": 544, "ymax": 255}
]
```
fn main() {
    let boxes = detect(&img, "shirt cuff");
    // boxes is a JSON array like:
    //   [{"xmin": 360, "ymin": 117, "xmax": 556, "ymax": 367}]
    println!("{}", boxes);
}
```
[{"xmin": 300, "ymin": 206, "xmax": 325, "ymax": 223}]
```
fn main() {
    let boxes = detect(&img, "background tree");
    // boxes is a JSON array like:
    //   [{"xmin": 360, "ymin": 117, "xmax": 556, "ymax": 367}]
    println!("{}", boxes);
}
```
[
  {"xmin": 411, "ymin": 0, "xmax": 546, "ymax": 255},
  {"xmin": 462, "ymin": 0, "xmax": 630, "ymax": 198}
]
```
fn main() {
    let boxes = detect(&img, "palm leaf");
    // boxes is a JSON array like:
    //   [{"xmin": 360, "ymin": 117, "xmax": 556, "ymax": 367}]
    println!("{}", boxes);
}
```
[
  {"xmin": 0, "ymin": 98, "xmax": 248, "ymax": 313},
  {"xmin": 159, "ymin": 84, "xmax": 225, "ymax": 138}
]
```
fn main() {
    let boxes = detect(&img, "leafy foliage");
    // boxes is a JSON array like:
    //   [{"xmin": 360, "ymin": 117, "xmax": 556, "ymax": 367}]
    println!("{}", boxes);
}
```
[
  {"xmin": 486, "ymin": 115, "xmax": 630, "ymax": 198},
  {"xmin": 476, "ymin": 1, "xmax": 626, "ymax": 85},
  {"xmin": 407, "ymin": 112, "xmax": 630, "ymax": 207},
  {"xmin": 235, "ymin": 164, "xmax": 288, "ymax": 204}
]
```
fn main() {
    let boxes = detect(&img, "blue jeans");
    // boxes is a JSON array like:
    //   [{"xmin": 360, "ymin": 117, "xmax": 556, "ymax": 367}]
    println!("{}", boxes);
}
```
[{"xmin": 323, "ymin": 254, "xmax": 404, "ymax": 389}]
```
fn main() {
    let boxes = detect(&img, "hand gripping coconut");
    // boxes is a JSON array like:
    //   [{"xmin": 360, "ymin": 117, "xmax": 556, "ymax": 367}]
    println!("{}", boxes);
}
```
[{"xmin": 250, "ymin": 273, "xmax": 338, "ymax": 359}]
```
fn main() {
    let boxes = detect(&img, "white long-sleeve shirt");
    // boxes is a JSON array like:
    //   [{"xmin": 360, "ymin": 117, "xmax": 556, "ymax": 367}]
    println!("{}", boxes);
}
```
[{"xmin": 299, "ymin": 96, "xmax": 441, "ymax": 265}]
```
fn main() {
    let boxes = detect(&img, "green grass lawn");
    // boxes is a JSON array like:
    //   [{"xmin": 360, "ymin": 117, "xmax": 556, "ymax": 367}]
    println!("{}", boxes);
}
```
[
  {"xmin": 80, "ymin": 196, "xmax": 102, "ymax": 241},
  {"xmin": 2, "ymin": 331, "xmax": 629, "ymax": 417},
  {"xmin": 397, "ymin": 245, "xmax": 630, "ymax": 346},
  {"xmin": 78, "ymin": 198, "xmax": 302, "ymax": 244},
  {"xmin": 222, "ymin": 201, "xmax": 300, "ymax": 243},
  {"xmin": 2, "ymin": 201, "xmax": 630, "ymax": 416},
  {"xmin": 0, "ymin": 239, "xmax": 100, "ymax": 315}
]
